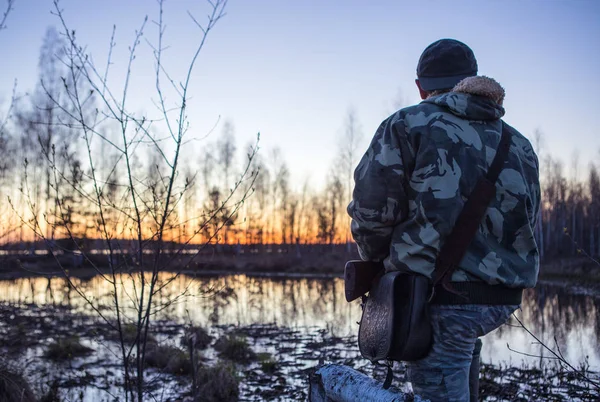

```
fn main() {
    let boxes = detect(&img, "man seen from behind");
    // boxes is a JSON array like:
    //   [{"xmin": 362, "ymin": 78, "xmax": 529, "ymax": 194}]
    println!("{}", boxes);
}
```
[{"xmin": 347, "ymin": 39, "xmax": 541, "ymax": 402}]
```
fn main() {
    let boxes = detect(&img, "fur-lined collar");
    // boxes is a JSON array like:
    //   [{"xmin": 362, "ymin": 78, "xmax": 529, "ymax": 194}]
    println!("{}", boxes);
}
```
[
  {"xmin": 422, "ymin": 76, "xmax": 506, "ymax": 120},
  {"xmin": 452, "ymin": 76, "xmax": 505, "ymax": 105}
]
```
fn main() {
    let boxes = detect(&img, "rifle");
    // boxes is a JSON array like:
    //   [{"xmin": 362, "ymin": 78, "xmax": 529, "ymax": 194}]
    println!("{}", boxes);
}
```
[{"xmin": 344, "ymin": 260, "xmax": 385, "ymax": 302}]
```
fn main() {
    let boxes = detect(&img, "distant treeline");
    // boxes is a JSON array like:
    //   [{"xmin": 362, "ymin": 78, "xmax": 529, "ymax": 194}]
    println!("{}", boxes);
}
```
[
  {"xmin": 0, "ymin": 28, "xmax": 598, "ymax": 264},
  {"xmin": 538, "ymin": 154, "xmax": 600, "ymax": 260}
]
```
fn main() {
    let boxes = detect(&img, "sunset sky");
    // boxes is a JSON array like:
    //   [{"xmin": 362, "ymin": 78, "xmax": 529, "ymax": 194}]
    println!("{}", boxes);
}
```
[{"xmin": 1, "ymin": 0, "xmax": 599, "ymax": 189}]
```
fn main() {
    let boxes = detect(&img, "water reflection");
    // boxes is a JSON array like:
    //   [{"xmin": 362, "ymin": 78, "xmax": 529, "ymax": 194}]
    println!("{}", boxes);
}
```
[{"xmin": 0, "ymin": 274, "xmax": 598, "ymax": 370}]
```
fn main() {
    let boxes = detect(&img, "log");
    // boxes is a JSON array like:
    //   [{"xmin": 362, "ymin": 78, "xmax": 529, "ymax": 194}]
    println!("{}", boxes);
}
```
[{"xmin": 309, "ymin": 364, "xmax": 430, "ymax": 402}]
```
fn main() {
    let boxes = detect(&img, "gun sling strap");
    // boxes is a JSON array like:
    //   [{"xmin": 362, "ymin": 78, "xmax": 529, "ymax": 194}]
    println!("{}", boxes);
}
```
[{"xmin": 430, "ymin": 122, "xmax": 523, "ymax": 306}]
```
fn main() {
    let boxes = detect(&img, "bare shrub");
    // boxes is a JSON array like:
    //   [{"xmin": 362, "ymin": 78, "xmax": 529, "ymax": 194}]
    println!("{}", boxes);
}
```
[{"xmin": 10, "ymin": 0, "xmax": 259, "ymax": 400}]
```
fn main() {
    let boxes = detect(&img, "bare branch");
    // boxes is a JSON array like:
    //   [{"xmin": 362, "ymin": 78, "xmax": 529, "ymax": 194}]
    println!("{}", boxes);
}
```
[
  {"xmin": 511, "ymin": 312, "xmax": 600, "ymax": 389},
  {"xmin": 0, "ymin": 0, "xmax": 15, "ymax": 31}
]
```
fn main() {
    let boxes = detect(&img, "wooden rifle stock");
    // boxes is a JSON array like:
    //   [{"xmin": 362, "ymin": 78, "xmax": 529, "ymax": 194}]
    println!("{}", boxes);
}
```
[{"xmin": 344, "ymin": 260, "xmax": 385, "ymax": 302}]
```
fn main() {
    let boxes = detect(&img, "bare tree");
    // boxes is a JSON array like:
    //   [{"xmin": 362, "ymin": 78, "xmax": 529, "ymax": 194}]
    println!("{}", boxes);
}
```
[
  {"xmin": 326, "ymin": 172, "xmax": 344, "ymax": 245},
  {"xmin": 313, "ymin": 167, "xmax": 345, "ymax": 246},
  {"xmin": 0, "ymin": 80, "xmax": 19, "ymax": 245},
  {"xmin": 276, "ymin": 161, "xmax": 290, "ymax": 245},
  {"xmin": 0, "ymin": 0, "xmax": 25, "ymax": 246},
  {"xmin": 314, "ymin": 194, "xmax": 329, "ymax": 245},
  {"xmin": 267, "ymin": 147, "xmax": 287, "ymax": 244},
  {"xmin": 390, "ymin": 86, "xmax": 409, "ymax": 112},
  {"xmin": 535, "ymin": 150, "xmax": 600, "ymax": 261},
  {"xmin": 12, "ymin": 1, "xmax": 259, "ymax": 401},
  {"xmin": 569, "ymin": 150, "xmax": 579, "ymax": 253},
  {"xmin": 296, "ymin": 178, "xmax": 311, "ymax": 245},
  {"xmin": 589, "ymin": 164, "xmax": 600, "ymax": 256},
  {"xmin": 216, "ymin": 120, "xmax": 237, "ymax": 243},
  {"xmin": 248, "ymin": 153, "xmax": 269, "ymax": 245},
  {"xmin": 336, "ymin": 108, "xmax": 363, "ymax": 249},
  {"xmin": 533, "ymin": 128, "xmax": 544, "ymax": 259},
  {"xmin": 218, "ymin": 119, "xmax": 237, "ymax": 192},
  {"xmin": 12, "ymin": 27, "xmax": 86, "ymax": 243}
]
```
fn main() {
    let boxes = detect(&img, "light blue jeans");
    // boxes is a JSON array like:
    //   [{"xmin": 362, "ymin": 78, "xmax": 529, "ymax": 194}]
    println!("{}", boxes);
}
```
[{"xmin": 406, "ymin": 304, "xmax": 518, "ymax": 402}]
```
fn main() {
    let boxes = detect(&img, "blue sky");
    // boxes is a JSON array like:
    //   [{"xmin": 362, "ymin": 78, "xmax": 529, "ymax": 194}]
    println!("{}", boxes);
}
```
[{"xmin": 1, "ymin": 0, "xmax": 599, "ymax": 188}]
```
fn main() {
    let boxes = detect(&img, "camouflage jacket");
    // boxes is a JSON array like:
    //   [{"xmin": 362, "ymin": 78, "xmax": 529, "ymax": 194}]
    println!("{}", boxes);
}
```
[{"xmin": 347, "ymin": 76, "xmax": 540, "ymax": 288}]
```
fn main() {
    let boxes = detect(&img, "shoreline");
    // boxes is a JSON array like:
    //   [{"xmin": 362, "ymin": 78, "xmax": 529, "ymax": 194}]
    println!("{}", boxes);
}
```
[{"xmin": 2, "ymin": 256, "xmax": 600, "ymax": 298}]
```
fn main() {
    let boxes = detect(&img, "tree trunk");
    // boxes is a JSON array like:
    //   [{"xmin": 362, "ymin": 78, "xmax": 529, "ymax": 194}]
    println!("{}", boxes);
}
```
[
  {"xmin": 309, "ymin": 364, "xmax": 427, "ymax": 402},
  {"xmin": 590, "ymin": 225, "xmax": 595, "ymax": 257},
  {"xmin": 537, "ymin": 209, "xmax": 544, "ymax": 260},
  {"xmin": 571, "ymin": 206, "xmax": 576, "ymax": 255},
  {"xmin": 597, "ymin": 225, "xmax": 600, "ymax": 258}
]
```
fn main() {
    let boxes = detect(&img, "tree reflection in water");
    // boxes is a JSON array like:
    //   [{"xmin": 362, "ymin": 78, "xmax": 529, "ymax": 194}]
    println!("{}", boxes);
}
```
[{"xmin": 0, "ymin": 274, "xmax": 597, "ymax": 370}]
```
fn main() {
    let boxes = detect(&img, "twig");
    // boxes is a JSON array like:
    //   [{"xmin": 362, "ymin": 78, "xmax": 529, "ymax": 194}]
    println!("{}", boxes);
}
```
[
  {"xmin": 0, "ymin": 0, "xmax": 15, "ymax": 31},
  {"xmin": 564, "ymin": 227, "xmax": 600, "ymax": 267},
  {"xmin": 511, "ymin": 312, "xmax": 600, "ymax": 389}
]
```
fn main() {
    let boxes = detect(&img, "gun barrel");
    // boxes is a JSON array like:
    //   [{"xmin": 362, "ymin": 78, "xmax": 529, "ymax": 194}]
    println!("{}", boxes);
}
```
[{"xmin": 344, "ymin": 260, "xmax": 384, "ymax": 302}]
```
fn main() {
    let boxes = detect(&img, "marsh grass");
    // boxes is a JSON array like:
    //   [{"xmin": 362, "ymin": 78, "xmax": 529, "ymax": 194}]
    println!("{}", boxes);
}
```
[
  {"xmin": 182, "ymin": 325, "xmax": 212, "ymax": 351},
  {"xmin": 214, "ymin": 334, "xmax": 256, "ymax": 363},
  {"xmin": 121, "ymin": 323, "xmax": 156, "ymax": 346},
  {"xmin": 480, "ymin": 361, "xmax": 599, "ymax": 401},
  {"xmin": 145, "ymin": 344, "xmax": 191, "ymax": 375},
  {"xmin": 44, "ymin": 336, "xmax": 93, "ymax": 361},
  {"xmin": 2, "ymin": 322, "xmax": 31, "ymax": 348},
  {"xmin": 257, "ymin": 352, "xmax": 278, "ymax": 374},
  {"xmin": 194, "ymin": 362, "xmax": 239, "ymax": 402}
]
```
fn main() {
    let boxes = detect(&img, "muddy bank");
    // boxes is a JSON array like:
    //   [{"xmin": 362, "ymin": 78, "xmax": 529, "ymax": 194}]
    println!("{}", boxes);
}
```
[
  {"xmin": 0, "ymin": 302, "xmax": 598, "ymax": 401},
  {"xmin": 0, "ymin": 246, "xmax": 357, "ymax": 280},
  {"xmin": 2, "ymin": 253, "xmax": 600, "ymax": 305},
  {"xmin": 1, "ymin": 251, "xmax": 599, "ymax": 280}
]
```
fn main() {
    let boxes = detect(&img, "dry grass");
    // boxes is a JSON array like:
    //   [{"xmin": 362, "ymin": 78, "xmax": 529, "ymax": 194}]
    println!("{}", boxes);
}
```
[
  {"xmin": 257, "ymin": 352, "xmax": 278, "ymax": 374},
  {"xmin": 214, "ymin": 334, "xmax": 256, "ymax": 363},
  {"xmin": 145, "ymin": 344, "xmax": 192, "ymax": 375},
  {"xmin": 194, "ymin": 362, "xmax": 239, "ymax": 402},
  {"xmin": 44, "ymin": 336, "xmax": 93, "ymax": 361},
  {"xmin": 181, "ymin": 325, "xmax": 212, "ymax": 351},
  {"xmin": 0, "ymin": 365, "xmax": 36, "ymax": 402}
]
